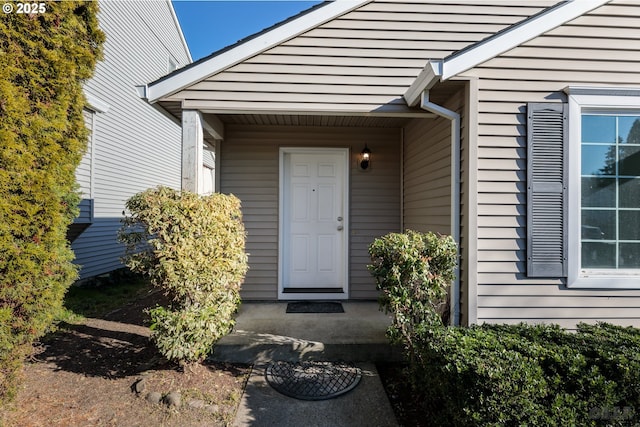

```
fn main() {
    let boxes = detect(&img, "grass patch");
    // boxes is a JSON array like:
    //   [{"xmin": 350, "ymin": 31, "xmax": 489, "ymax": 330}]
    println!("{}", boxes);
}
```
[{"xmin": 59, "ymin": 272, "xmax": 152, "ymax": 321}]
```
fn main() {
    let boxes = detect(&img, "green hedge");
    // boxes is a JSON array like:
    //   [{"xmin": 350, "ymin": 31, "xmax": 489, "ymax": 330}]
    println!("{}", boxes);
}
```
[
  {"xmin": 416, "ymin": 323, "xmax": 640, "ymax": 426},
  {"xmin": 369, "ymin": 230, "xmax": 640, "ymax": 425},
  {"xmin": 0, "ymin": 2, "xmax": 103, "ymax": 402},
  {"xmin": 119, "ymin": 187, "xmax": 248, "ymax": 363}
]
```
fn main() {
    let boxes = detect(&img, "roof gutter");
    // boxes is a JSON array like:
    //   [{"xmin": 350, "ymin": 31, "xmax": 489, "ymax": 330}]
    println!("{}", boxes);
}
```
[{"xmin": 419, "ymin": 90, "xmax": 461, "ymax": 327}]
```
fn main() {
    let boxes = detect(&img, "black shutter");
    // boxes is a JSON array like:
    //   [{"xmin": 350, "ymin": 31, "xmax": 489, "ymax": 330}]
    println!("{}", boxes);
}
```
[{"xmin": 527, "ymin": 103, "xmax": 568, "ymax": 277}]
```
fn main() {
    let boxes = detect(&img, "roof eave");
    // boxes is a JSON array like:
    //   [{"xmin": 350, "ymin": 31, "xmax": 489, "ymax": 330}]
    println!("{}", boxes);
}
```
[{"xmin": 405, "ymin": 0, "xmax": 610, "ymax": 99}]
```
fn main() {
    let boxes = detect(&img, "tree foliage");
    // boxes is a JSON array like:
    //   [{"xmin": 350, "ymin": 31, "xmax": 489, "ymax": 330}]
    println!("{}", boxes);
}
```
[{"xmin": 0, "ymin": 1, "xmax": 104, "ymax": 402}]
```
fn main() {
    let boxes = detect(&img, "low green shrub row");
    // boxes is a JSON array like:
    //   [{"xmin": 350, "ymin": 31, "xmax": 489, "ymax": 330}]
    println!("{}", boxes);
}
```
[
  {"xmin": 416, "ymin": 322, "xmax": 640, "ymax": 426},
  {"xmin": 369, "ymin": 230, "xmax": 640, "ymax": 426}
]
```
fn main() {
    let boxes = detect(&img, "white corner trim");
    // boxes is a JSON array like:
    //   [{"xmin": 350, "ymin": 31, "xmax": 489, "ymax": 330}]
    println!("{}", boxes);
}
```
[
  {"xmin": 404, "ymin": 60, "xmax": 442, "ymax": 107},
  {"xmin": 442, "ymin": 0, "xmax": 609, "ymax": 81},
  {"xmin": 84, "ymin": 92, "xmax": 110, "ymax": 113},
  {"xmin": 147, "ymin": 0, "xmax": 369, "ymax": 103}
]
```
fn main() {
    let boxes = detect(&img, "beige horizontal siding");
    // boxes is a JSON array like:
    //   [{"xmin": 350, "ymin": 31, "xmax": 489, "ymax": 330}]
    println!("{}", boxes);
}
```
[
  {"xmin": 169, "ymin": 1, "xmax": 557, "ymax": 113},
  {"xmin": 403, "ymin": 117, "xmax": 451, "ymax": 235},
  {"xmin": 461, "ymin": 0, "xmax": 640, "ymax": 327},
  {"xmin": 220, "ymin": 125, "xmax": 400, "ymax": 300}
]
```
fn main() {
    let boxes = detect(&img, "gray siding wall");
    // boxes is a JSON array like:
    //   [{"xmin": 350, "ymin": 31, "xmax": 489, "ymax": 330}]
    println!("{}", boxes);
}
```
[
  {"xmin": 220, "ymin": 124, "xmax": 401, "ymax": 300},
  {"xmin": 460, "ymin": 1, "xmax": 640, "ymax": 327},
  {"xmin": 73, "ymin": 1, "xmax": 190, "ymax": 279},
  {"xmin": 171, "ymin": 1, "xmax": 557, "ymax": 113}
]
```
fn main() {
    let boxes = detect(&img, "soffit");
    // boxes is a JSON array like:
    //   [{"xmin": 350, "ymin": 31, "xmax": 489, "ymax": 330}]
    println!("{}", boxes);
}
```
[{"xmin": 157, "ymin": 80, "xmax": 465, "ymax": 130}]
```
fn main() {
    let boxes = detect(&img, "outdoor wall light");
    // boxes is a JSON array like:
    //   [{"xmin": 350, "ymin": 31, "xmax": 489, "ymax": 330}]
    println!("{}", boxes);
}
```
[{"xmin": 359, "ymin": 144, "xmax": 371, "ymax": 170}]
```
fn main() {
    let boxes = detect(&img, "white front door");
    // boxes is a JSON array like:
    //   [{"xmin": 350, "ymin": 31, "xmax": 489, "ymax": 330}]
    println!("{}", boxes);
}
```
[{"xmin": 279, "ymin": 148, "xmax": 348, "ymax": 299}]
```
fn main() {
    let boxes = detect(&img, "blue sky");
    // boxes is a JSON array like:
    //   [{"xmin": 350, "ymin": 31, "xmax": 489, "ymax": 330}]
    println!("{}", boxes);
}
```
[{"xmin": 172, "ymin": 1, "xmax": 322, "ymax": 61}]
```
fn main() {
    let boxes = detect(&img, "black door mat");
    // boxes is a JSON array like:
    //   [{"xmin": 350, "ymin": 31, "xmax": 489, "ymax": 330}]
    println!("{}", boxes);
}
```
[
  {"xmin": 265, "ymin": 361, "xmax": 361, "ymax": 400},
  {"xmin": 286, "ymin": 301, "xmax": 344, "ymax": 313}
]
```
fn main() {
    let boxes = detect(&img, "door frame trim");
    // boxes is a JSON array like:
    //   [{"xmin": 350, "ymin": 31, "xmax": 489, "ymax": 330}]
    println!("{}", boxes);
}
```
[{"xmin": 278, "ymin": 147, "xmax": 350, "ymax": 300}]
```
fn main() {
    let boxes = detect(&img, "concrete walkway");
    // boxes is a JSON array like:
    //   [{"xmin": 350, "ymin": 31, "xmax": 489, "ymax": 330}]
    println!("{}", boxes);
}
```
[
  {"xmin": 233, "ymin": 362, "xmax": 398, "ymax": 427},
  {"xmin": 209, "ymin": 302, "xmax": 401, "ymax": 426}
]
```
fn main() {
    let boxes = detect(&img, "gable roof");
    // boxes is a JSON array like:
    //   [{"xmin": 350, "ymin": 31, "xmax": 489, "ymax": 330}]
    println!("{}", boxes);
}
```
[
  {"xmin": 404, "ymin": 0, "xmax": 610, "ymax": 106},
  {"xmin": 146, "ymin": 0, "xmax": 369, "ymax": 103}
]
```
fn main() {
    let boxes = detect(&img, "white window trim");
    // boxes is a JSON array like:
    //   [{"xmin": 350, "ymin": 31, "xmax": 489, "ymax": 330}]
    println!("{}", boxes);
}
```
[{"xmin": 566, "ymin": 87, "xmax": 640, "ymax": 288}]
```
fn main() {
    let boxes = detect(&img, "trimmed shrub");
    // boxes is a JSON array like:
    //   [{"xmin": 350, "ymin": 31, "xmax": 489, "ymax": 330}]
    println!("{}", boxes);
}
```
[
  {"xmin": 119, "ymin": 186, "xmax": 248, "ymax": 363},
  {"xmin": 409, "ymin": 323, "xmax": 640, "ymax": 426},
  {"xmin": 0, "ymin": 2, "xmax": 103, "ymax": 402},
  {"xmin": 368, "ymin": 230, "xmax": 457, "ymax": 367}
]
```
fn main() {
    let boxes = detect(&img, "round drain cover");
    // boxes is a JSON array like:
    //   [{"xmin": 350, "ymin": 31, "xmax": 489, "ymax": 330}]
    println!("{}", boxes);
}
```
[{"xmin": 265, "ymin": 361, "xmax": 362, "ymax": 401}]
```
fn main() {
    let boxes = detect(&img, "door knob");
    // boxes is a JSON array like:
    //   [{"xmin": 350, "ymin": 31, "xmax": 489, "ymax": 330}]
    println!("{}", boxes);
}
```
[
  {"xmin": 337, "ymin": 216, "xmax": 343, "ymax": 221},
  {"xmin": 337, "ymin": 225, "xmax": 344, "ymax": 231}
]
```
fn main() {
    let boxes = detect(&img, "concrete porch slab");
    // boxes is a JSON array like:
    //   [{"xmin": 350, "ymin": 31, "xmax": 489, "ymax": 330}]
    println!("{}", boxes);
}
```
[{"xmin": 209, "ymin": 302, "xmax": 403, "ymax": 363}]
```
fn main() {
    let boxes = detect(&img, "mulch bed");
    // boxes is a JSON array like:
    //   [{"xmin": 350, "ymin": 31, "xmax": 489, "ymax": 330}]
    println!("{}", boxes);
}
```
[{"xmin": 0, "ymin": 291, "xmax": 251, "ymax": 427}]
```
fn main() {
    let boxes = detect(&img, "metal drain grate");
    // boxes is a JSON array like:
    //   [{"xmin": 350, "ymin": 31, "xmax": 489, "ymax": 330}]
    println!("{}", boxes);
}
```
[{"xmin": 265, "ymin": 361, "xmax": 362, "ymax": 401}]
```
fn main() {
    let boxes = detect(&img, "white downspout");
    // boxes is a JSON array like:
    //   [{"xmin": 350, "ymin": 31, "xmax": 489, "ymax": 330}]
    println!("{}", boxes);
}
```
[{"xmin": 420, "ymin": 90, "xmax": 461, "ymax": 326}]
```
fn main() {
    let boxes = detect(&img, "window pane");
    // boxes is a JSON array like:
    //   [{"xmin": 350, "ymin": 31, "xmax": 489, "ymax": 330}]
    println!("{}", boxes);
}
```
[
  {"xmin": 619, "ymin": 116, "xmax": 640, "ymax": 144},
  {"xmin": 582, "ymin": 242, "xmax": 616, "ymax": 268},
  {"xmin": 582, "ymin": 145, "xmax": 616, "ymax": 175},
  {"xmin": 580, "ymin": 112, "xmax": 640, "ymax": 273},
  {"xmin": 582, "ymin": 177, "xmax": 616, "ymax": 207},
  {"xmin": 620, "ymin": 178, "xmax": 640, "ymax": 208},
  {"xmin": 620, "ymin": 211, "xmax": 640, "ymax": 240},
  {"xmin": 620, "ymin": 243, "xmax": 640, "ymax": 268},
  {"xmin": 582, "ymin": 115, "xmax": 616, "ymax": 143},
  {"xmin": 581, "ymin": 210, "xmax": 615, "ymax": 240},
  {"xmin": 619, "ymin": 146, "xmax": 640, "ymax": 176}
]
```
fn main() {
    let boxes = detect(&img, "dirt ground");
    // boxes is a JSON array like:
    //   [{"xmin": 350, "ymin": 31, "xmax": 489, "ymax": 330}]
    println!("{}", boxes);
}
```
[
  {"xmin": 0, "ymin": 287, "xmax": 421, "ymax": 427},
  {"xmin": 0, "ymin": 292, "xmax": 251, "ymax": 427}
]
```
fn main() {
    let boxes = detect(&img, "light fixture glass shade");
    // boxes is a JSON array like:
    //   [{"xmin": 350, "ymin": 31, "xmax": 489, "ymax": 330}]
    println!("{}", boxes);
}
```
[{"xmin": 360, "ymin": 144, "xmax": 371, "ymax": 170}]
